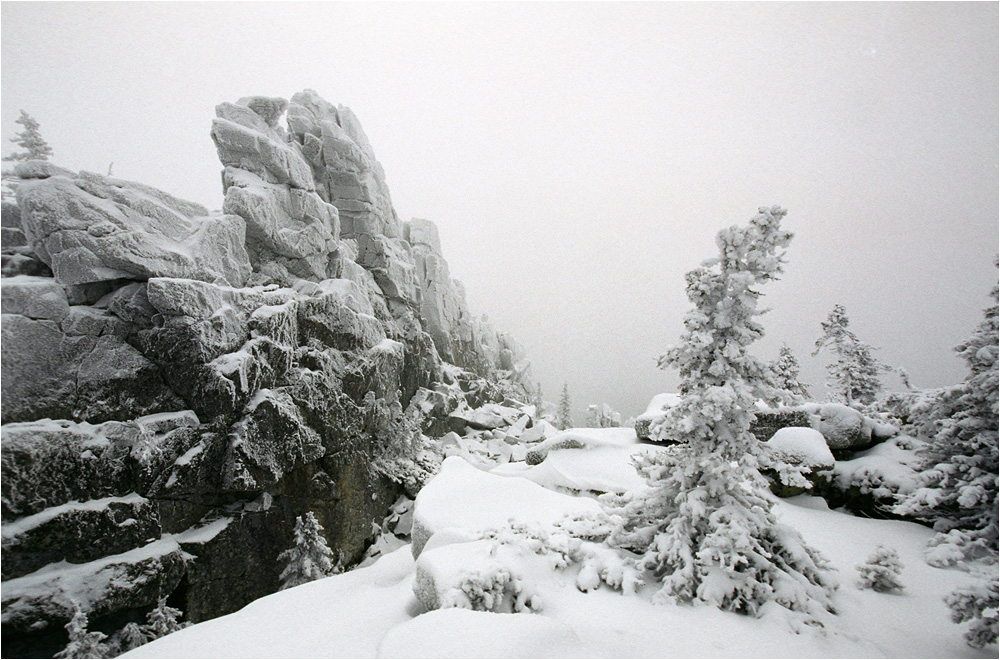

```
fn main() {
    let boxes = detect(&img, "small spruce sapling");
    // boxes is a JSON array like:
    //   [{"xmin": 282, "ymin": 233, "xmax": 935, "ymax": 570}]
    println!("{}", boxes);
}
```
[
  {"xmin": 612, "ymin": 206, "xmax": 835, "ymax": 618},
  {"xmin": 945, "ymin": 578, "xmax": 999, "ymax": 649},
  {"xmin": 557, "ymin": 383, "xmax": 574, "ymax": 430},
  {"xmin": 55, "ymin": 605, "xmax": 109, "ymax": 659},
  {"xmin": 144, "ymin": 597, "xmax": 187, "ymax": 639},
  {"xmin": 855, "ymin": 545, "xmax": 905, "ymax": 593},
  {"xmin": 4, "ymin": 110, "xmax": 54, "ymax": 162},
  {"xmin": 112, "ymin": 621, "xmax": 150, "ymax": 655},
  {"xmin": 279, "ymin": 511, "xmax": 335, "ymax": 589},
  {"xmin": 767, "ymin": 344, "xmax": 811, "ymax": 404}
]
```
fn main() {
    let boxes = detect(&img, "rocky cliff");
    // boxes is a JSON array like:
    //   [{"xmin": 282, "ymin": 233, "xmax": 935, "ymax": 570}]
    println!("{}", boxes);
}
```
[{"xmin": 0, "ymin": 91, "xmax": 533, "ymax": 657}]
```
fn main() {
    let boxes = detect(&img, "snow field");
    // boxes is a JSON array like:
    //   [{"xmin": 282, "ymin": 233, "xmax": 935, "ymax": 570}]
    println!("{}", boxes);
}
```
[{"xmin": 126, "ymin": 428, "xmax": 997, "ymax": 659}]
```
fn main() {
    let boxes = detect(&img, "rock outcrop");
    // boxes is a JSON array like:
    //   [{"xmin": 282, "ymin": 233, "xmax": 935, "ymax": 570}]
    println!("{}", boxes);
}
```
[{"xmin": 1, "ymin": 91, "xmax": 534, "ymax": 658}]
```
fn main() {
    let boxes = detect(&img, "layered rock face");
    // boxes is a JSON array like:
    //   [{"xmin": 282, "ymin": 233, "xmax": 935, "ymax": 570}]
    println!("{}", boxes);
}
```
[{"xmin": 1, "ymin": 91, "xmax": 532, "ymax": 658}]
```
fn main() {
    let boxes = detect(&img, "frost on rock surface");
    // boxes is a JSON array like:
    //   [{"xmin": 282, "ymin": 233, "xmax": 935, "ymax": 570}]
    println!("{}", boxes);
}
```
[{"xmin": 0, "ymin": 90, "xmax": 535, "ymax": 658}]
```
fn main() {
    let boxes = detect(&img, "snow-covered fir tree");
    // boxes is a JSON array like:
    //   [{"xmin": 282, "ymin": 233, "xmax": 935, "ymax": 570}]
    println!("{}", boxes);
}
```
[
  {"xmin": 4, "ymin": 110, "xmax": 54, "ymax": 162},
  {"xmin": 945, "ymin": 577, "xmax": 999, "ymax": 649},
  {"xmin": 766, "ymin": 344, "xmax": 811, "ymax": 404},
  {"xmin": 54, "ymin": 605, "xmax": 109, "ymax": 659},
  {"xmin": 557, "ymin": 383, "xmax": 573, "ymax": 430},
  {"xmin": 279, "ymin": 511, "xmax": 335, "ymax": 590},
  {"xmin": 812, "ymin": 304, "xmax": 892, "ymax": 406},
  {"xmin": 855, "ymin": 545, "xmax": 905, "ymax": 593},
  {"xmin": 612, "ymin": 206, "xmax": 835, "ymax": 617},
  {"xmin": 144, "ymin": 597, "xmax": 187, "ymax": 640},
  {"xmin": 110, "ymin": 621, "xmax": 150, "ymax": 655},
  {"xmin": 896, "ymin": 281, "xmax": 998, "ymax": 565}
]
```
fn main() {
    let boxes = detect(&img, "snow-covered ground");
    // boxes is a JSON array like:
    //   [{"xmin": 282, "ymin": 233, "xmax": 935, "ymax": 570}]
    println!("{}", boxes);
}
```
[{"xmin": 126, "ymin": 428, "xmax": 996, "ymax": 659}]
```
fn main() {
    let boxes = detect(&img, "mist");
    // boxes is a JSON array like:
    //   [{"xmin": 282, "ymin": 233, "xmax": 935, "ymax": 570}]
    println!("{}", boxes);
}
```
[{"xmin": 3, "ymin": 1, "xmax": 997, "ymax": 420}]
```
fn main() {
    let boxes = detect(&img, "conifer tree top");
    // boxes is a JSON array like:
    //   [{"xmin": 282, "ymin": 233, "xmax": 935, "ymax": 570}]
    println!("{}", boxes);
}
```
[{"xmin": 4, "ymin": 110, "xmax": 54, "ymax": 162}]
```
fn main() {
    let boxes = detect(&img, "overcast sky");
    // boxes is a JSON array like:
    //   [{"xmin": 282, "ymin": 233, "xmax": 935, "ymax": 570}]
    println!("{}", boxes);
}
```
[{"xmin": 3, "ymin": 2, "xmax": 997, "ymax": 419}]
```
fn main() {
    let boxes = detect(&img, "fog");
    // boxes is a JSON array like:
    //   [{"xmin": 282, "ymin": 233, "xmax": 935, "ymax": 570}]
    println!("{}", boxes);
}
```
[{"xmin": 3, "ymin": 2, "xmax": 997, "ymax": 420}]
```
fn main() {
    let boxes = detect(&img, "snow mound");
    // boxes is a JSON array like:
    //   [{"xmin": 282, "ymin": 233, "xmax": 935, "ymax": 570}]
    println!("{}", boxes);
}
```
[
  {"xmin": 376, "ymin": 608, "xmax": 584, "ymax": 658},
  {"xmin": 410, "ymin": 456, "xmax": 604, "ymax": 557},
  {"xmin": 525, "ymin": 427, "xmax": 639, "ymax": 465},
  {"xmin": 491, "ymin": 443, "xmax": 656, "ymax": 495}
]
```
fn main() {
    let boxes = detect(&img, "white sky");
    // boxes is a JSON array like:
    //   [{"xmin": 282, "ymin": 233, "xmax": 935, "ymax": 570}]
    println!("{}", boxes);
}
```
[{"xmin": 3, "ymin": 2, "xmax": 997, "ymax": 419}]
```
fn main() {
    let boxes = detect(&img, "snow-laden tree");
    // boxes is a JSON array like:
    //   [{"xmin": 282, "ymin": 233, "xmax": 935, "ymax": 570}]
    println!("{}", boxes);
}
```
[
  {"xmin": 945, "ymin": 577, "xmax": 999, "ymax": 649},
  {"xmin": 110, "ymin": 621, "xmax": 150, "ymax": 655},
  {"xmin": 55, "ymin": 605, "xmax": 109, "ymax": 659},
  {"xmin": 766, "ymin": 344, "xmax": 811, "ymax": 404},
  {"xmin": 279, "ymin": 511, "xmax": 335, "ymax": 589},
  {"xmin": 144, "ymin": 597, "xmax": 187, "ymax": 640},
  {"xmin": 557, "ymin": 383, "xmax": 573, "ymax": 430},
  {"xmin": 856, "ymin": 545, "xmax": 905, "ymax": 593},
  {"xmin": 896, "ymin": 282, "xmax": 998, "ymax": 566},
  {"xmin": 812, "ymin": 304, "xmax": 892, "ymax": 406},
  {"xmin": 4, "ymin": 110, "xmax": 54, "ymax": 162},
  {"xmin": 612, "ymin": 206, "xmax": 835, "ymax": 617}
]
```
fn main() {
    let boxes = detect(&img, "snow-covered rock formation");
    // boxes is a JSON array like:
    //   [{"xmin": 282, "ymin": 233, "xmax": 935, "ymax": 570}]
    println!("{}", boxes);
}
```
[{"xmin": 1, "ymin": 91, "xmax": 534, "ymax": 658}]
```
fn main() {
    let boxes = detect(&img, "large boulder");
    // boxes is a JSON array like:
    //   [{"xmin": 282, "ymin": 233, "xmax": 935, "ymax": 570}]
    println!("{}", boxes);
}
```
[
  {"xmin": 16, "ymin": 172, "xmax": 251, "ymax": 287},
  {"xmin": 211, "ymin": 101, "xmax": 315, "ymax": 192},
  {"xmin": 222, "ymin": 167, "xmax": 340, "ymax": 281}
]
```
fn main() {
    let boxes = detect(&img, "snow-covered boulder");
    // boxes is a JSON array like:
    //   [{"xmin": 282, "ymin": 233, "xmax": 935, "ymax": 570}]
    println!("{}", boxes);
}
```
[
  {"xmin": 16, "ymin": 172, "xmax": 251, "ymax": 287},
  {"xmin": 634, "ymin": 393, "xmax": 681, "ymax": 441},
  {"xmin": 410, "ymin": 456, "xmax": 604, "ymax": 557},
  {"xmin": 761, "ymin": 427, "xmax": 835, "ymax": 496},
  {"xmin": 826, "ymin": 435, "xmax": 923, "ymax": 517},
  {"xmin": 805, "ymin": 403, "xmax": 898, "ymax": 452}
]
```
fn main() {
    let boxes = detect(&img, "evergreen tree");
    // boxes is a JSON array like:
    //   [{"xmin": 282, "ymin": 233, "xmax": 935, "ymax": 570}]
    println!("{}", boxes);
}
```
[
  {"xmin": 613, "ymin": 206, "xmax": 834, "ymax": 617},
  {"xmin": 896, "ymin": 282, "xmax": 998, "ymax": 565},
  {"xmin": 945, "ymin": 578, "xmax": 999, "ymax": 649},
  {"xmin": 531, "ymin": 382, "xmax": 544, "ymax": 415},
  {"xmin": 812, "ymin": 304, "xmax": 891, "ymax": 406},
  {"xmin": 855, "ymin": 545, "xmax": 905, "ymax": 593},
  {"xmin": 557, "ymin": 383, "xmax": 573, "ymax": 430},
  {"xmin": 279, "ymin": 511, "xmax": 335, "ymax": 589},
  {"xmin": 767, "ymin": 344, "xmax": 811, "ymax": 404},
  {"xmin": 4, "ymin": 110, "xmax": 54, "ymax": 162},
  {"xmin": 110, "ymin": 621, "xmax": 150, "ymax": 655},
  {"xmin": 55, "ymin": 605, "xmax": 109, "ymax": 659},
  {"xmin": 144, "ymin": 597, "xmax": 187, "ymax": 640}
]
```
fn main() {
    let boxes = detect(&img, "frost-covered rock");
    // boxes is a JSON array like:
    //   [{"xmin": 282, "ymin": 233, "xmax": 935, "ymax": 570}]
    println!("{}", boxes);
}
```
[
  {"xmin": 1, "ymin": 90, "xmax": 535, "ymax": 656},
  {"xmin": 1, "ymin": 539, "xmax": 187, "ymax": 636},
  {"xmin": 16, "ymin": 172, "xmax": 251, "ymax": 287},
  {"xmin": 1, "ymin": 494, "xmax": 160, "ymax": 580},
  {"xmin": 221, "ymin": 168, "xmax": 340, "ymax": 281}
]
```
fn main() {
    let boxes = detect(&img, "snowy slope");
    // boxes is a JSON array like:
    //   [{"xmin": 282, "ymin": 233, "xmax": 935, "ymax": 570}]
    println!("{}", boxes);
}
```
[{"xmin": 126, "ymin": 429, "xmax": 996, "ymax": 659}]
